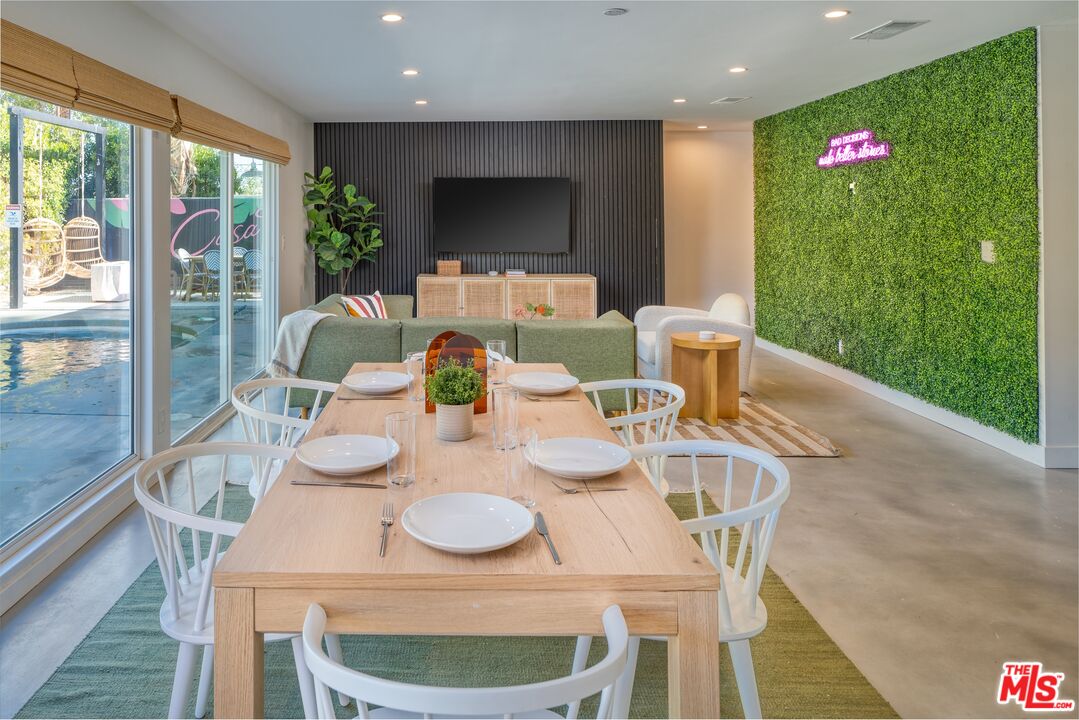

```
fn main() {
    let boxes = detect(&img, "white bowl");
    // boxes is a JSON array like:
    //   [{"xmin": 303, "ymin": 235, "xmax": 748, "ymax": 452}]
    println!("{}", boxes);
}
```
[
  {"xmin": 296, "ymin": 435, "xmax": 399, "ymax": 476},
  {"xmin": 507, "ymin": 372, "xmax": 579, "ymax": 396},
  {"xmin": 343, "ymin": 371, "xmax": 412, "ymax": 395},
  {"xmin": 402, "ymin": 493, "xmax": 535, "ymax": 554},
  {"xmin": 527, "ymin": 437, "xmax": 633, "ymax": 480}
]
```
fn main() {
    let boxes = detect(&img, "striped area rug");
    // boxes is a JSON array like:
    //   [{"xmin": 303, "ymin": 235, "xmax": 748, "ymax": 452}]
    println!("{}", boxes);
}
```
[{"xmin": 634, "ymin": 393, "xmax": 841, "ymax": 457}]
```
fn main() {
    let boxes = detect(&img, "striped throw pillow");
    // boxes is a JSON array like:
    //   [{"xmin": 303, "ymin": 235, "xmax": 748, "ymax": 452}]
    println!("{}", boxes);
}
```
[{"xmin": 340, "ymin": 291, "xmax": 388, "ymax": 319}]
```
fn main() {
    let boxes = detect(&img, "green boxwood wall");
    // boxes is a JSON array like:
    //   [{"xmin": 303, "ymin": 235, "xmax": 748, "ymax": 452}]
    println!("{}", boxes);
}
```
[{"xmin": 754, "ymin": 29, "xmax": 1040, "ymax": 442}]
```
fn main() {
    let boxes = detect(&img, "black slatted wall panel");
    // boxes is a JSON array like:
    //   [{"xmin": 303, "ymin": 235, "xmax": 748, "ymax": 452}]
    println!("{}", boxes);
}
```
[{"xmin": 312, "ymin": 121, "xmax": 664, "ymax": 318}]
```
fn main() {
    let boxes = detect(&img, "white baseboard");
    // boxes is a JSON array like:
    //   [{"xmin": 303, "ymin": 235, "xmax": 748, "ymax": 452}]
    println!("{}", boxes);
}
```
[{"xmin": 756, "ymin": 338, "xmax": 1077, "ymax": 469}]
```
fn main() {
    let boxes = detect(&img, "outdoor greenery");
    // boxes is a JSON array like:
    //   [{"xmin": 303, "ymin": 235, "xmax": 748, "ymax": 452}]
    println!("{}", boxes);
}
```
[
  {"xmin": 753, "ymin": 29, "xmax": 1040, "ymax": 442},
  {"xmin": 425, "ymin": 358, "xmax": 484, "ymax": 406},
  {"xmin": 302, "ymin": 166, "xmax": 383, "ymax": 294}
]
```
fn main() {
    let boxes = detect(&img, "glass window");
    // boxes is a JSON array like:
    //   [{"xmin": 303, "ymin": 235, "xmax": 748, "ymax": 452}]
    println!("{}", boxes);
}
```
[
  {"xmin": 169, "ymin": 140, "xmax": 227, "ymax": 440},
  {"xmin": 0, "ymin": 92, "xmax": 135, "ymax": 546},
  {"xmin": 169, "ymin": 143, "xmax": 278, "ymax": 441},
  {"xmin": 231, "ymin": 155, "xmax": 273, "ymax": 383}
]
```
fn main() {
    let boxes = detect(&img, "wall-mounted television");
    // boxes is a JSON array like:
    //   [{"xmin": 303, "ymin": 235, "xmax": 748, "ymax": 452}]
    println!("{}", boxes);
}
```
[{"xmin": 433, "ymin": 177, "xmax": 570, "ymax": 254}]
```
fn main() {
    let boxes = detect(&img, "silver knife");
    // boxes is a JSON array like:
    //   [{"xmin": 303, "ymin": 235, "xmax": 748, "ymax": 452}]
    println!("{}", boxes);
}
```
[
  {"xmin": 535, "ymin": 512, "xmax": 561, "ymax": 565},
  {"xmin": 290, "ymin": 480, "xmax": 387, "ymax": 489}
]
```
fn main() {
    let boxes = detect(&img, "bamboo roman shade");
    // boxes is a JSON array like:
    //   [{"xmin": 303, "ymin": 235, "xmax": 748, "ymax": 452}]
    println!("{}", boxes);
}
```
[
  {"xmin": 172, "ymin": 95, "xmax": 291, "ymax": 165},
  {"xmin": 71, "ymin": 53, "xmax": 174, "ymax": 133},
  {"xmin": 0, "ymin": 20, "xmax": 291, "ymax": 164},
  {"xmin": 0, "ymin": 20, "xmax": 78, "ymax": 106}
]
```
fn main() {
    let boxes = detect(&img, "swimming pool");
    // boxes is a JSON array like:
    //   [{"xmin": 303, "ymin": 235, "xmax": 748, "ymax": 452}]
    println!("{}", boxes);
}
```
[{"xmin": 0, "ymin": 328, "xmax": 131, "ymax": 394}]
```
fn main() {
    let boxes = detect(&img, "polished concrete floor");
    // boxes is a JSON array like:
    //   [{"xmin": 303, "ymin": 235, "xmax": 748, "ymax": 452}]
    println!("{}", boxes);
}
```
[{"xmin": 1, "ymin": 349, "xmax": 1076, "ymax": 718}]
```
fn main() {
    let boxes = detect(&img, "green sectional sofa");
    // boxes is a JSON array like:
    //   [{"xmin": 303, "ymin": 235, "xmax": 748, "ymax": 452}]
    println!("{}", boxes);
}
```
[{"xmin": 295, "ymin": 294, "xmax": 635, "ymax": 405}]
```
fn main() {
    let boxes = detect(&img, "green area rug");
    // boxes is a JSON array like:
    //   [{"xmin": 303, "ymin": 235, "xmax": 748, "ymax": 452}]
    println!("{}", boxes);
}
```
[{"xmin": 16, "ymin": 488, "xmax": 896, "ymax": 719}]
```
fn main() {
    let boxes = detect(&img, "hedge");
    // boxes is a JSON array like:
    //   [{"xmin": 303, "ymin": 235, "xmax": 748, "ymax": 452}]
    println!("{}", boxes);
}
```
[{"xmin": 754, "ymin": 29, "xmax": 1040, "ymax": 442}]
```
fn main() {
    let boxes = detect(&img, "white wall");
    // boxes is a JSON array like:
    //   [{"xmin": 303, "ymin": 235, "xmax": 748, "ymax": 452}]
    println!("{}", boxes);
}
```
[
  {"xmin": 3, "ymin": 1, "xmax": 315, "ymax": 314},
  {"xmin": 662, "ymin": 128, "xmax": 755, "ymax": 314},
  {"xmin": 1037, "ymin": 21, "xmax": 1079, "ymax": 468}
]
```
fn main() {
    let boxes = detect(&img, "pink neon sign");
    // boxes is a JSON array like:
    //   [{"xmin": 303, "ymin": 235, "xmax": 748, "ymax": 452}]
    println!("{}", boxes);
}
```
[{"xmin": 817, "ymin": 129, "xmax": 891, "ymax": 168}]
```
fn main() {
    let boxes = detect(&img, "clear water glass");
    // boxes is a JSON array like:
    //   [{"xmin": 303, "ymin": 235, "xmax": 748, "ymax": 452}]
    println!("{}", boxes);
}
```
[
  {"xmin": 505, "ymin": 426, "xmax": 537, "ymax": 508},
  {"xmin": 385, "ymin": 411, "xmax": 416, "ymax": 487},
  {"xmin": 486, "ymin": 339, "xmax": 507, "ymax": 384},
  {"xmin": 491, "ymin": 386, "xmax": 519, "ymax": 450},
  {"xmin": 406, "ymin": 351, "xmax": 425, "ymax": 402}
]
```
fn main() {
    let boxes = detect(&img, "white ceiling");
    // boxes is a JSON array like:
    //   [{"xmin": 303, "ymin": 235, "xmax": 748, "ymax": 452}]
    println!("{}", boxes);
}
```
[{"xmin": 138, "ymin": 0, "xmax": 1077, "ymax": 130}]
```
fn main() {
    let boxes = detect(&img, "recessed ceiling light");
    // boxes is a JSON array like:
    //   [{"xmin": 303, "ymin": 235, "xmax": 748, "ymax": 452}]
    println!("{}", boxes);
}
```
[
  {"xmin": 414, "ymin": 99, "xmax": 428, "ymax": 105},
  {"xmin": 729, "ymin": 66, "xmax": 748, "ymax": 73},
  {"xmin": 381, "ymin": 13, "xmax": 403, "ymax": 22},
  {"xmin": 673, "ymin": 98, "xmax": 687, "ymax": 103},
  {"xmin": 697, "ymin": 125, "xmax": 708, "ymax": 129},
  {"xmin": 604, "ymin": 7, "xmax": 629, "ymax": 16},
  {"xmin": 402, "ymin": 69, "xmax": 419, "ymax": 76},
  {"xmin": 824, "ymin": 9, "xmax": 849, "ymax": 18}
]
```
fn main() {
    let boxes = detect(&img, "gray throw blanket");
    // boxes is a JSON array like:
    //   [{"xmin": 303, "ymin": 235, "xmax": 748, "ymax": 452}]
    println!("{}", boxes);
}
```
[{"xmin": 270, "ymin": 309, "xmax": 333, "ymax": 378}]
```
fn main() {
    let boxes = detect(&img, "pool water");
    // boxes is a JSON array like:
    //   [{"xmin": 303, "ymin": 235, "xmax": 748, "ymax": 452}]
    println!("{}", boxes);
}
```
[{"xmin": 0, "ymin": 330, "xmax": 131, "ymax": 394}]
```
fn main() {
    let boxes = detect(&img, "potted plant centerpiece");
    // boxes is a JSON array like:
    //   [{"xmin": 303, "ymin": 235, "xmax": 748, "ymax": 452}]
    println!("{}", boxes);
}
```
[{"xmin": 425, "ymin": 358, "xmax": 485, "ymax": 441}]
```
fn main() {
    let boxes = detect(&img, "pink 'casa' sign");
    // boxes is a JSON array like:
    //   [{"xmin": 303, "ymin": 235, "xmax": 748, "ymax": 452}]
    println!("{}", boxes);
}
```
[{"xmin": 817, "ymin": 129, "xmax": 891, "ymax": 168}]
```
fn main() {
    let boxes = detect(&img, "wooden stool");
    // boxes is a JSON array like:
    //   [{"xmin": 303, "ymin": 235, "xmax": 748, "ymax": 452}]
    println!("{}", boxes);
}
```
[{"xmin": 670, "ymin": 332, "xmax": 741, "ymax": 424}]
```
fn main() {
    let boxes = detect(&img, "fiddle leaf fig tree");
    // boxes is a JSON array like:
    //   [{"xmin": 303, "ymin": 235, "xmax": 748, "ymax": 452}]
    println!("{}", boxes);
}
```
[{"xmin": 302, "ymin": 166, "xmax": 384, "ymax": 294}]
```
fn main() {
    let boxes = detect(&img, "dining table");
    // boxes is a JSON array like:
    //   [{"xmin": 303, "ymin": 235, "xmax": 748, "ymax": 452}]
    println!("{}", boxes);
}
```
[{"xmin": 212, "ymin": 361, "xmax": 721, "ymax": 718}]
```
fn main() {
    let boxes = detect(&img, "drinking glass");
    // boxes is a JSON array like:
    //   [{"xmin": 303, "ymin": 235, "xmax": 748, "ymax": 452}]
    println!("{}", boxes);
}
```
[
  {"xmin": 505, "ymin": 426, "xmax": 537, "ymax": 508},
  {"xmin": 385, "ymin": 411, "xmax": 416, "ymax": 487},
  {"xmin": 491, "ymin": 386, "xmax": 519, "ymax": 450},
  {"xmin": 406, "ymin": 351, "xmax": 426, "ymax": 402},
  {"xmin": 486, "ymin": 339, "xmax": 507, "ymax": 385}
]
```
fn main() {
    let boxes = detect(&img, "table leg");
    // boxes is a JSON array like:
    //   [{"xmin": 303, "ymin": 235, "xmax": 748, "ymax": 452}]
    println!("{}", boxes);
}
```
[
  {"xmin": 215, "ymin": 587, "xmax": 264, "ymax": 718},
  {"xmin": 667, "ymin": 590, "xmax": 720, "ymax": 719}
]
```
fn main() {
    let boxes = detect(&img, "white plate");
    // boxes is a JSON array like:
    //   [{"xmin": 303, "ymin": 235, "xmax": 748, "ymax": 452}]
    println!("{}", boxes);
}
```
[
  {"xmin": 343, "ymin": 371, "xmax": 412, "ymax": 395},
  {"xmin": 401, "ymin": 493, "xmax": 535, "ymax": 554},
  {"xmin": 527, "ymin": 437, "xmax": 632, "ymax": 480},
  {"xmin": 507, "ymin": 371, "xmax": 578, "ymax": 396},
  {"xmin": 296, "ymin": 435, "xmax": 399, "ymax": 476}
]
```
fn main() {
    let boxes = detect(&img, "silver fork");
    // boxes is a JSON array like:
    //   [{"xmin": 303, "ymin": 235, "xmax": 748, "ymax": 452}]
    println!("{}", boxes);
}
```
[
  {"xmin": 550, "ymin": 479, "xmax": 628, "ymax": 495},
  {"xmin": 379, "ymin": 502, "xmax": 394, "ymax": 557}
]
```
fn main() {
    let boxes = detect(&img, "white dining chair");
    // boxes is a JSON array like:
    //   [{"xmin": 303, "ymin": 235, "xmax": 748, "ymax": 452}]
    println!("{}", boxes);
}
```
[
  {"xmin": 303, "ymin": 602, "xmax": 630, "ymax": 720},
  {"xmin": 230, "ymin": 378, "xmax": 352, "ymax": 709},
  {"xmin": 578, "ymin": 379, "xmax": 685, "ymax": 496},
  {"xmin": 134, "ymin": 442, "xmax": 319, "ymax": 719},
  {"xmin": 570, "ymin": 440, "xmax": 791, "ymax": 720},
  {"xmin": 231, "ymin": 377, "xmax": 340, "ymax": 501}
]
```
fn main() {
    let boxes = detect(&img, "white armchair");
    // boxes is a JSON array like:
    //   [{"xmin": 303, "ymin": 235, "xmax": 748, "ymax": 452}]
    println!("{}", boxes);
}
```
[{"xmin": 635, "ymin": 293, "xmax": 754, "ymax": 393}]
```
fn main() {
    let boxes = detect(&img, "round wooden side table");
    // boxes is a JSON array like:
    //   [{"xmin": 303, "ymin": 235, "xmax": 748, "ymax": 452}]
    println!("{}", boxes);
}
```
[{"xmin": 669, "ymin": 332, "xmax": 741, "ymax": 424}]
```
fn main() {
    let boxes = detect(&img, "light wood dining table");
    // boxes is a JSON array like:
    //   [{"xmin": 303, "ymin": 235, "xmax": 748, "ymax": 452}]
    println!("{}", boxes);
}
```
[{"xmin": 213, "ymin": 362, "xmax": 721, "ymax": 718}]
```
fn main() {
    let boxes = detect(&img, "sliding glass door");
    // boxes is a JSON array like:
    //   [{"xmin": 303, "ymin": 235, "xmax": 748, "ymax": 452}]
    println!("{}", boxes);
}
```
[
  {"xmin": 169, "ymin": 142, "xmax": 277, "ymax": 441},
  {"xmin": 0, "ymin": 92, "xmax": 135, "ymax": 545}
]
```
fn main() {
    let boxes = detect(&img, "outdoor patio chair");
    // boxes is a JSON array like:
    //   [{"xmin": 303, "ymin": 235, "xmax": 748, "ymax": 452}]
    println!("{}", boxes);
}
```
[
  {"xmin": 62, "ymin": 216, "xmax": 106, "ymax": 278},
  {"xmin": 22, "ymin": 217, "xmax": 66, "ymax": 292}
]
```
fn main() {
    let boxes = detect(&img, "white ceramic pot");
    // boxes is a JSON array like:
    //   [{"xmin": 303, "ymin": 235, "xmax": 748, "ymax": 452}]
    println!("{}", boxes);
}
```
[{"xmin": 436, "ymin": 402, "xmax": 475, "ymax": 442}]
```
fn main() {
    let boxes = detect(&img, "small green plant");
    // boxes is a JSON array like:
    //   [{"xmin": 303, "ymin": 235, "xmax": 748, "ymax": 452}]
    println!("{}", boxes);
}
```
[
  {"xmin": 302, "ymin": 166, "xmax": 383, "ymax": 294},
  {"xmin": 425, "ymin": 358, "xmax": 484, "ymax": 406}
]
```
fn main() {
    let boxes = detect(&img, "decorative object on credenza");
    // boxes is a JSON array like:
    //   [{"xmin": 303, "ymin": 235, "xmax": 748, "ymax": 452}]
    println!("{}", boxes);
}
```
[
  {"xmin": 424, "ymin": 331, "xmax": 488, "ymax": 416},
  {"xmin": 437, "ymin": 259, "xmax": 462, "ymax": 276},
  {"xmin": 514, "ymin": 302, "xmax": 556, "ymax": 320},
  {"xmin": 487, "ymin": 270, "xmax": 499, "ymax": 276},
  {"xmin": 302, "ymin": 166, "xmax": 384, "ymax": 293},
  {"xmin": 425, "ymin": 356, "xmax": 486, "ymax": 442},
  {"xmin": 506, "ymin": 268, "xmax": 526, "ymax": 276}
]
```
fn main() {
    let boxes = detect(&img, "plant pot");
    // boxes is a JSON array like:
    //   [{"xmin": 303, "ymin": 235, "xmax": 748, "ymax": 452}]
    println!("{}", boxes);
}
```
[{"xmin": 436, "ymin": 402, "xmax": 475, "ymax": 442}]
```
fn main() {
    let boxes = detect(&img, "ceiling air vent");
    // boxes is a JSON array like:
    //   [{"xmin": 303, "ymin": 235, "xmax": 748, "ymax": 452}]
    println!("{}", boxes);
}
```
[
  {"xmin": 710, "ymin": 97, "xmax": 751, "ymax": 105},
  {"xmin": 851, "ymin": 20, "xmax": 928, "ymax": 40}
]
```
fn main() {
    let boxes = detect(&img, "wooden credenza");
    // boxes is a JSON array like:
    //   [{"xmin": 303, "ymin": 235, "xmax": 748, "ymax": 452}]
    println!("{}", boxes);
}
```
[{"xmin": 416, "ymin": 274, "xmax": 597, "ymax": 319}]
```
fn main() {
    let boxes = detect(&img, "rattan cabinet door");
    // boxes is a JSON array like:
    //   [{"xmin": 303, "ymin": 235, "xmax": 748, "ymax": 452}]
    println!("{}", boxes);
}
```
[
  {"xmin": 506, "ymin": 278, "xmax": 552, "ymax": 318},
  {"xmin": 417, "ymin": 276, "xmax": 462, "ymax": 317},
  {"xmin": 551, "ymin": 277, "xmax": 596, "ymax": 319},
  {"xmin": 461, "ymin": 277, "xmax": 506, "ymax": 318}
]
